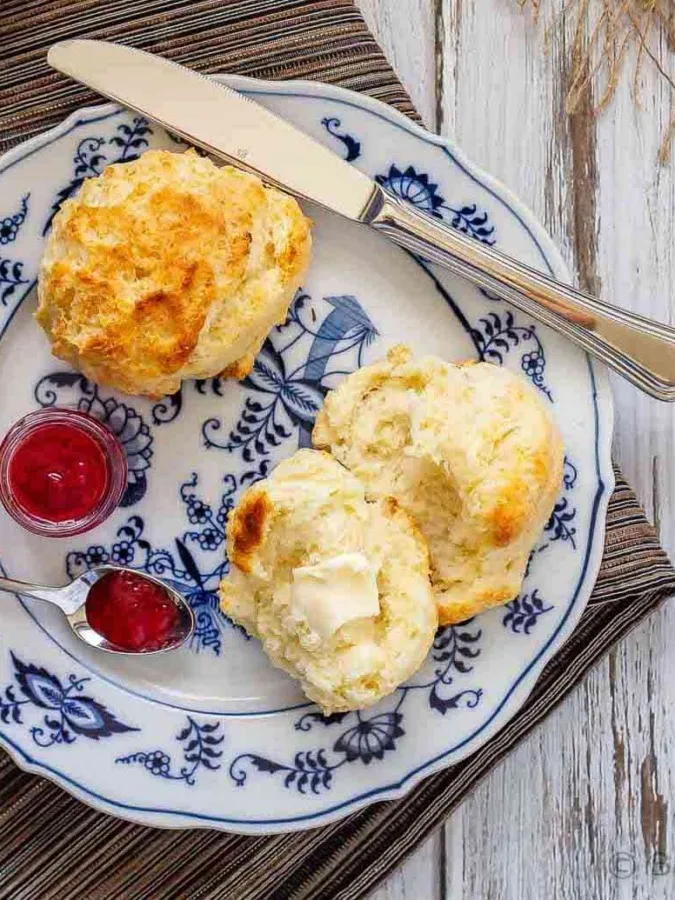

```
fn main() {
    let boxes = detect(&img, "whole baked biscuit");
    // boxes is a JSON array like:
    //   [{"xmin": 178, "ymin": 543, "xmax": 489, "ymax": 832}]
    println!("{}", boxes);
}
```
[
  {"xmin": 36, "ymin": 149, "xmax": 312, "ymax": 397},
  {"xmin": 219, "ymin": 449, "xmax": 438, "ymax": 714},
  {"xmin": 313, "ymin": 346, "xmax": 564, "ymax": 625}
]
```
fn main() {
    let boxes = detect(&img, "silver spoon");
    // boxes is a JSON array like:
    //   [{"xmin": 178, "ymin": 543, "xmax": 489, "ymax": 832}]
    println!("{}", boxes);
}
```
[{"xmin": 0, "ymin": 565, "xmax": 194, "ymax": 655}]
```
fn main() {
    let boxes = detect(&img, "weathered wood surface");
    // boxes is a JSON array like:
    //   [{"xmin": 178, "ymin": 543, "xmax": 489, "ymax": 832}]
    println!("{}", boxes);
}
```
[{"xmin": 357, "ymin": 1, "xmax": 675, "ymax": 898}]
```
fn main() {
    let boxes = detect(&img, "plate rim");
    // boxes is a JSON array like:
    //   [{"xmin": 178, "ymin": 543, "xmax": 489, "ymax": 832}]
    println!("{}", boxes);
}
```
[{"xmin": 0, "ymin": 74, "xmax": 615, "ymax": 832}]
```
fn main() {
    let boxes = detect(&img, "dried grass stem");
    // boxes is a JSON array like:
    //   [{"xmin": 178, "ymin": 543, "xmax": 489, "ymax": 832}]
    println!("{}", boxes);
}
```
[{"xmin": 518, "ymin": 0, "xmax": 675, "ymax": 163}]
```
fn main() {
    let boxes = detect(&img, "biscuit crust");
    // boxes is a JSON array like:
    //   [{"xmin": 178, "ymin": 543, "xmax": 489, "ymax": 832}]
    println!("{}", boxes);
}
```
[{"xmin": 36, "ymin": 149, "xmax": 312, "ymax": 397}]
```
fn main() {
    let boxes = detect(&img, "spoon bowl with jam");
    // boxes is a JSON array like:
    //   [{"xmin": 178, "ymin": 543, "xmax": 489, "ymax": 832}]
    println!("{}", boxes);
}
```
[{"xmin": 0, "ymin": 565, "xmax": 195, "ymax": 655}]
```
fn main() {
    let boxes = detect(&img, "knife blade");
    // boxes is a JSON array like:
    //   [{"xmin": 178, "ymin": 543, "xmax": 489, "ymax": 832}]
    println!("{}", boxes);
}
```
[
  {"xmin": 47, "ymin": 39, "xmax": 380, "ymax": 222},
  {"xmin": 46, "ymin": 39, "xmax": 675, "ymax": 400}
]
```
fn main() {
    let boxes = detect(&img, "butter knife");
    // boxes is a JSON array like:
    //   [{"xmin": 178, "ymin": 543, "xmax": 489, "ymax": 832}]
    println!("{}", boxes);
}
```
[{"xmin": 48, "ymin": 39, "xmax": 675, "ymax": 400}]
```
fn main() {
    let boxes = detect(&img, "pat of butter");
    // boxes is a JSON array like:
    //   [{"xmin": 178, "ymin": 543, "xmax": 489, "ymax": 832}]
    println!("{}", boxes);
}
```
[{"xmin": 290, "ymin": 553, "xmax": 380, "ymax": 641}]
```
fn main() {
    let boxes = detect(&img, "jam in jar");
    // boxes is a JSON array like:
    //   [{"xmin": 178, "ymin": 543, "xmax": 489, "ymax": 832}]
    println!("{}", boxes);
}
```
[{"xmin": 0, "ymin": 408, "xmax": 127, "ymax": 537}]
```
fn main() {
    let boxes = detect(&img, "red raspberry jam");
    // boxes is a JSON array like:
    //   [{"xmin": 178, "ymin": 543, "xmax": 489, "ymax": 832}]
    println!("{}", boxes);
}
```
[
  {"xmin": 9, "ymin": 423, "xmax": 108, "ymax": 521},
  {"xmin": 85, "ymin": 570, "xmax": 180, "ymax": 652},
  {"xmin": 0, "ymin": 408, "xmax": 127, "ymax": 537}
]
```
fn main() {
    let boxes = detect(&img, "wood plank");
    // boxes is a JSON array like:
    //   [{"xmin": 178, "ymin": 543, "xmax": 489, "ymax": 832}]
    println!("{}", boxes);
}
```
[
  {"xmin": 357, "ymin": 0, "xmax": 438, "ymax": 129},
  {"xmin": 438, "ymin": 1, "xmax": 675, "ymax": 898},
  {"xmin": 359, "ymin": 2, "xmax": 675, "ymax": 898}
]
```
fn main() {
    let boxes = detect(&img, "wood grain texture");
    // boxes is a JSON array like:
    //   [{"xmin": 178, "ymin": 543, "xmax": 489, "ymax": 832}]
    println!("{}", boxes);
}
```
[
  {"xmin": 358, "ymin": 2, "xmax": 675, "ymax": 898},
  {"xmin": 357, "ymin": 0, "xmax": 437, "ymax": 127}
]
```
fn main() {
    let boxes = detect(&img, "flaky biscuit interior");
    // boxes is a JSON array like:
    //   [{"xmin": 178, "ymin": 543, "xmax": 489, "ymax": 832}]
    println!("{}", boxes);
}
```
[{"xmin": 313, "ymin": 346, "xmax": 564, "ymax": 624}]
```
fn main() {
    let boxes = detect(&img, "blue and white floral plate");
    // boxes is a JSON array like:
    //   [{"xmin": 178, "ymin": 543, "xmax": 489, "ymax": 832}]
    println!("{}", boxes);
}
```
[{"xmin": 0, "ymin": 76, "xmax": 613, "ymax": 833}]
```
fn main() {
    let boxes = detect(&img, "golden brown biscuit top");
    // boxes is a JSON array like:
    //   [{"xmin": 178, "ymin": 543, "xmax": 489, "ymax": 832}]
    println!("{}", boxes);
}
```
[{"xmin": 36, "ymin": 149, "xmax": 312, "ymax": 397}]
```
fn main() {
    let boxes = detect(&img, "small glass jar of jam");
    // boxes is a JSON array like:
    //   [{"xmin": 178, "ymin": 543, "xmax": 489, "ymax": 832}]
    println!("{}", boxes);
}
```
[{"xmin": 0, "ymin": 408, "xmax": 127, "ymax": 537}]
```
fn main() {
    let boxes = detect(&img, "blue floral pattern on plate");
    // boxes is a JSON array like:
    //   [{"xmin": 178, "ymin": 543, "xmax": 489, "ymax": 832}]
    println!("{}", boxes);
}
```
[
  {"xmin": 0, "ymin": 194, "xmax": 29, "ymax": 245},
  {"xmin": 471, "ymin": 309, "xmax": 553, "ymax": 400},
  {"xmin": 203, "ymin": 292, "xmax": 377, "ymax": 474},
  {"xmin": 321, "ymin": 117, "xmax": 362, "ymax": 162},
  {"xmin": 0, "ymin": 76, "xmax": 613, "ymax": 832},
  {"xmin": 377, "ymin": 164, "xmax": 496, "ymax": 244},
  {"xmin": 0, "ymin": 652, "xmax": 137, "ymax": 748},
  {"xmin": 503, "ymin": 591, "xmax": 555, "ymax": 635},
  {"xmin": 230, "ymin": 620, "xmax": 482, "ymax": 794},
  {"xmin": 0, "ymin": 194, "xmax": 30, "ymax": 305},
  {"xmin": 117, "ymin": 717, "xmax": 223, "ymax": 785},
  {"xmin": 0, "ymin": 258, "xmax": 28, "ymax": 306}
]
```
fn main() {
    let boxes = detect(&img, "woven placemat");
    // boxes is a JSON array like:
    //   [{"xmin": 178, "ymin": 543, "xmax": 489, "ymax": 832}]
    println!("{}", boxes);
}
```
[{"xmin": 1, "ymin": 2, "xmax": 674, "ymax": 899}]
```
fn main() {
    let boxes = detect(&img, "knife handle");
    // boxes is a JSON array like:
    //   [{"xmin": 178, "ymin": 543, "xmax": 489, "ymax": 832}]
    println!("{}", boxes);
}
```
[{"xmin": 367, "ymin": 190, "xmax": 675, "ymax": 401}]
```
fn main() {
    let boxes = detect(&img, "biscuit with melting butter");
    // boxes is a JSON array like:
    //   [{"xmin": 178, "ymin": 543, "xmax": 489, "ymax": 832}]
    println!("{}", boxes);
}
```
[
  {"xmin": 313, "ymin": 346, "xmax": 564, "ymax": 625},
  {"xmin": 36, "ymin": 149, "xmax": 312, "ymax": 397},
  {"xmin": 219, "ymin": 449, "xmax": 437, "ymax": 714}
]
